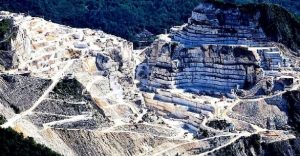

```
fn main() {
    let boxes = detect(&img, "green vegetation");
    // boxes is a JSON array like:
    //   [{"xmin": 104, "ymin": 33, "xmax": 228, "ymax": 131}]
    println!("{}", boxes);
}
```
[
  {"xmin": 283, "ymin": 91, "xmax": 300, "ymax": 135},
  {"xmin": 0, "ymin": 127, "xmax": 60, "ymax": 156},
  {"xmin": 257, "ymin": 4, "xmax": 300, "ymax": 53},
  {"xmin": 0, "ymin": 0, "xmax": 203, "ymax": 46},
  {"xmin": 230, "ymin": 0, "xmax": 300, "ymax": 16},
  {"xmin": 0, "ymin": 0, "xmax": 298, "ymax": 47},
  {"xmin": 207, "ymin": 0, "xmax": 300, "ymax": 53},
  {"xmin": 0, "ymin": 115, "xmax": 6, "ymax": 125},
  {"xmin": 202, "ymin": 129, "xmax": 209, "ymax": 137},
  {"xmin": 52, "ymin": 78, "xmax": 85, "ymax": 100},
  {"xmin": 0, "ymin": 19, "xmax": 15, "ymax": 51},
  {"xmin": 0, "ymin": 19, "xmax": 11, "ymax": 38},
  {"xmin": 207, "ymin": 119, "xmax": 231, "ymax": 130},
  {"xmin": 198, "ymin": 128, "xmax": 209, "ymax": 137}
]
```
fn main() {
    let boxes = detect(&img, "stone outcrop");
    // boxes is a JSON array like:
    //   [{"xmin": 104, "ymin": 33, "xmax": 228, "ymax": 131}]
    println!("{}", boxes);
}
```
[
  {"xmin": 171, "ymin": 3, "xmax": 267, "ymax": 47},
  {"xmin": 137, "ymin": 3, "xmax": 298, "ymax": 142},
  {"xmin": 0, "ymin": 3, "xmax": 299, "ymax": 156},
  {"xmin": 147, "ymin": 43, "xmax": 262, "ymax": 92},
  {"xmin": 95, "ymin": 40, "xmax": 133, "ymax": 76},
  {"xmin": 140, "ymin": 2, "xmax": 282, "ymax": 95},
  {"xmin": 141, "ymin": 2, "xmax": 291, "ymax": 95},
  {"xmin": 0, "ymin": 11, "xmax": 134, "ymax": 80}
]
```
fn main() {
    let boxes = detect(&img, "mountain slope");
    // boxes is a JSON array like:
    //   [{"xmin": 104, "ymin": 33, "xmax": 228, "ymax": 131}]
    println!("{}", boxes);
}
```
[
  {"xmin": 0, "ymin": 0, "xmax": 203, "ymax": 45},
  {"xmin": 0, "ymin": 0, "xmax": 298, "ymax": 47},
  {"xmin": 0, "ymin": 127, "xmax": 60, "ymax": 156},
  {"xmin": 206, "ymin": 0, "xmax": 300, "ymax": 53}
]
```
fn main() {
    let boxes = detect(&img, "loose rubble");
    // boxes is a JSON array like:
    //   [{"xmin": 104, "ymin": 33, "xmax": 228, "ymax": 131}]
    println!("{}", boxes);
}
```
[{"xmin": 0, "ymin": 2, "xmax": 299, "ymax": 156}]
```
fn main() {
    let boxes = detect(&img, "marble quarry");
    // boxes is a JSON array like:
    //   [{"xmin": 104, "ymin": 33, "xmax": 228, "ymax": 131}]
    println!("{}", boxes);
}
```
[
  {"xmin": 147, "ymin": 43, "xmax": 262, "ymax": 92},
  {"xmin": 142, "ymin": 3, "xmax": 294, "ymax": 95},
  {"xmin": 171, "ymin": 3, "xmax": 267, "ymax": 47},
  {"xmin": 137, "ymin": 2, "xmax": 299, "ymax": 122},
  {"xmin": 0, "ymin": 11, "xmax": 133, "ymax": 79},
  {"xmin": 1, "ymin": 3, "xmax": 300, "ymax": 156}
]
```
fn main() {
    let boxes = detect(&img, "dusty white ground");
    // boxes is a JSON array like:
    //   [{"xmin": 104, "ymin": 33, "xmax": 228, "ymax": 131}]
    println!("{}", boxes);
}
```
[{"xmin": 0, "ymin": 11, "xmax": 299, "ymax": 156}]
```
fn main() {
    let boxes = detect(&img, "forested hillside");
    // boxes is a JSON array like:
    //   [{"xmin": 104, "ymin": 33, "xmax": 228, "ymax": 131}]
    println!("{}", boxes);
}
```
[
  {"xmin": 209, "ymin": 0, "xmax": 300, "ymax": 53},
  {"xmin": 234, "ymin": 0, "xmax": 300, "ymax": 15},
  {"xmin": 0, "ymin": 128, "xmax": 60, "ymax": 156},
  {"xmin": 0, "ymin": 0, "xmax": 202, "ymax": 45},
  {"xmin": 0, "ymin": 0, "xmax": 298, "ymax": 46}
]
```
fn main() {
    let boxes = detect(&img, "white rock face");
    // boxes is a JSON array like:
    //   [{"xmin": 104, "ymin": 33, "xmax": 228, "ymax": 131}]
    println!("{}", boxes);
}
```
[
  {"xmin": 173, "ymin": 3, "xmax": 266, "ymax": 46},
  {"xmin": 0, "ymin": 4, "xmax": 299, "ymax": 156},
  {"xmin": 142, "ymin": 3, "xmax": 291, "ymax": 94},
  {"xmin": 145, "ymin": 40, "xmax": 262, "ymax": 93},
  {"xmin": 0, "ymin": 11, "xmax": 134, "ymax": 78},
  {"xmin": 137, "ymin": 3, "xmax": 300, "ymax": 136},
  {"xmin": 0, "ymin": 11, "xmax": 148, "ymax": 156}
]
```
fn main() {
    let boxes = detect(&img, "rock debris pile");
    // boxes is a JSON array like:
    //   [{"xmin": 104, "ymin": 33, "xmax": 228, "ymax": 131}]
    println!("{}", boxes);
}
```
[{"xmin": 0, "ymin": 2, "xmax": 300, "ymax": 156}]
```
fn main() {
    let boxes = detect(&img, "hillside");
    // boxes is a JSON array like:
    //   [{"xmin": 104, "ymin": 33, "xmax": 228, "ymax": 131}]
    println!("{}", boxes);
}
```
[
  {"xmin": 234, "ymin": 0, "xmax": 300, "ymax": 16},
  {"xmin": 0, "ymin": 127, "xmax": 60, "ymax": 156},
  {"xmin": 207, "ymin": 1, "xmax": 300, "ymax": 54},
  {"xmin": 0, "ymin": 0, "xmax": 203, "ymax": 46},
  {"xmin": 0, "ymin": 1, "xmax": 300, "ymax": 156},
  {"xmin": 0, "ymin": 0, "xmax": 299, "ymax": 47}
]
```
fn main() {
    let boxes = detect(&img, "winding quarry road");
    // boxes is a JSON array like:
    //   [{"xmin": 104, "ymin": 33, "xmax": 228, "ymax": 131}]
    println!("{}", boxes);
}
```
[
  {"xmin": 198, "ymin": 132, "xmax": 251, "ymax": 156},
  {"xmin": 1, "ymin": 60, "xmax": 74, "ymax": 128},
  {"xmin": 152, "ymin": 132, "xmax": 248, "ymax": 156}
]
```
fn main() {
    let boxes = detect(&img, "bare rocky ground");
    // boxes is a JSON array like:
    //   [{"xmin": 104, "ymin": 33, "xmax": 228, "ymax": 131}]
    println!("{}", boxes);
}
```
[
  {"xmin": 0, "ymin": 2, "xmax": 300, "ymax": 156},
  {"xmin": 229, "ymin": 100, "xmax": 288, "ymax": 129},
  {"xmin": 54, "ymin": 130, "xmax": 183, "ymax": 156},
  {"xmin": 0, "ymin": 11, "xmax": 202, "ymax": 156},
  {"xmin": 0, "ymin": 74, "xmax": 51, "ymax": 113}
]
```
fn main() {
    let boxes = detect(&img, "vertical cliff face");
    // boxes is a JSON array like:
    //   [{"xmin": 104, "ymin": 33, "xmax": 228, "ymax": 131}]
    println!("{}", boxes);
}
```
[
  {"xmin": 95, "ymin": 40, "xmax": 133, "ymax": 75},
  {"xmin": 143, "ymin": 2, "xmax": 271, "ymax": 94},
  {"xmin": 10, "ymin": 22, "xmax": 32, "ymax": 69},
  {"xmin": 0, "ymin": 3, "xmax": 299, "ymax": 156},
  {"xmin": 147, "ymin": 42, "xmax": 261, "ymax": 92},
  {"xmin": 172, "ymin": 3, "xmax": 267, "ymax": 46},
  {"xmin": 192, "ymin": 1, "xmax": 300, "ymax": 54}
]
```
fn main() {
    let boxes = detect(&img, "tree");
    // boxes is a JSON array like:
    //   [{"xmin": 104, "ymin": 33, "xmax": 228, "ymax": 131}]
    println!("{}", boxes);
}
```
[
  {"xmin": 0, "ymin": 115, "xmax": 6, "ymax": 125},
  {"xmin": 224, "ymin": 0, "xmax": 235, "ymax": 4},
  {"xmin": 0, "ymin": 128, "xmax": 60, "ymax": 156}
]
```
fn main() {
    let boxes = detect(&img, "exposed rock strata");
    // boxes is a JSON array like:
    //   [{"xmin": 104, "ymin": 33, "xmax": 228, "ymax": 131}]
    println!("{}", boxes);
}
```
[
  {"xmin": 147, "ymin": 43, "xmax": 261, "ymax": 92},
  {"xmin": 0, "ymin": 2, "xmax": 299, "ymax": 156},
  {"xmin": 172, "ymin": 3, "xmax": 266, "ymax": 46},
  {"xmin": 141, "ymin": 3, "xmax": 287, "ymax": 95}
]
